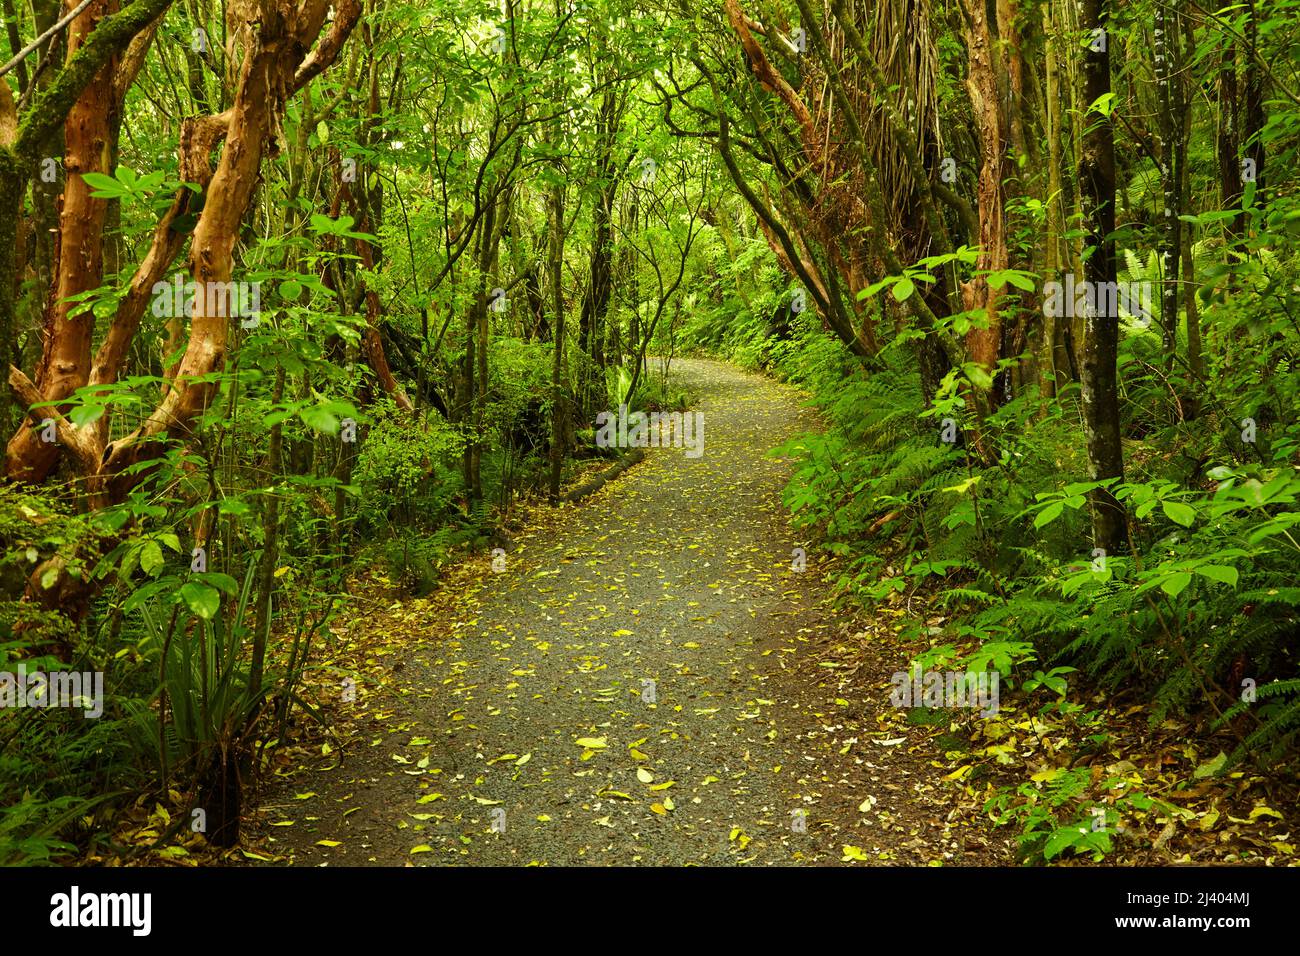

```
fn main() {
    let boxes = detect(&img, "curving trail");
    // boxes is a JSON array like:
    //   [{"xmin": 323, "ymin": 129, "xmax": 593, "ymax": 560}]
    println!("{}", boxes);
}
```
[{"xmin": 252, "ymin": 358, "xmax": 1007, "ymax": 866}]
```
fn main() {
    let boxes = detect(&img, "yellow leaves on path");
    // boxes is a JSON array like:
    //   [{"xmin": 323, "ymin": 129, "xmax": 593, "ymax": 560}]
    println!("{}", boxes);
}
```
[{"xmin": 246, "ymin": 362, "xmax": 889, "ymax": 867}]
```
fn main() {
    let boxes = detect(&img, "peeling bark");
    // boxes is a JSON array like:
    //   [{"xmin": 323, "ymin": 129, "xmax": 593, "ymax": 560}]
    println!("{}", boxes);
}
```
[
  {"xmin": 6, "ymin": 0, "xmax": 361, "ymax": 618},
  {"xmin": 5, "ymin": 0, "xmax": 121, "ymax": 484},
  {"xmin": 99, "ymin": 1, "xmax": 360, "ymax": 499}
]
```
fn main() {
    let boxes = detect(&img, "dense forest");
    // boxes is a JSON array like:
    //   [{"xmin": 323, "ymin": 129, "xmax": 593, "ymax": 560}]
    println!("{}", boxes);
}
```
[{"xmin": 0, "ymin": 0, "xmax": 1298, "ymax": 875}]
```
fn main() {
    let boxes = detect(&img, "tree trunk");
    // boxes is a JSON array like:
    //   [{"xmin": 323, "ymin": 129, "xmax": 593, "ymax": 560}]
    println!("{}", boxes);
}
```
[
  {"xmin": 99, "ymin": 1, "xmax": 357, "ymax": 498},
  {"xmin": 547, "ymin": 177, "xmax": 566, "ymax": 501},
  {"xmin": 1180, "ymin": 7, "xmax": 1203, "ymax": 419},
  {"xmin": 1217, "ymin": 9, "xmax": 1240, "ymax": 251},
  {"xmin": 0, "ymin": 0, "xmax": 174, "ymax": 439},
  {"xmin": 248, "ymin": 365, "xmax": 285, "ymax": 706},
  {"xmin": 4, "ymin": 0, "xmax": 121, "ymax": 484},
  {"xmin": 1078, "ymin": 0, "xmax": 1125, "ymax": 553},
  {"xmin": 1043, "ymin": 0, "xmax": 1070, "ymax": 397},
  {"xmin": 1239, "ymin": 0, "xmax": 1265, "ymax": 236},
  {"xmin": 579, "ymin": 89, "xmax": 619, "ymax": 421},
  {"xmin": 7, "ymin": 0, "xmax": 361, "ymax": 623},
  {"xmin": 1155, "ymin": 0, "xmax": 1185, "ymax": 368}
]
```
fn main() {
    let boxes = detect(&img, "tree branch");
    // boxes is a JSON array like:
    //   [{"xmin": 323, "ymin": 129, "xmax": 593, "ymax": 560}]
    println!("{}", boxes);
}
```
[{"xmin": 15, "ymin": 0, "xmax": 173, "ymax": 163}]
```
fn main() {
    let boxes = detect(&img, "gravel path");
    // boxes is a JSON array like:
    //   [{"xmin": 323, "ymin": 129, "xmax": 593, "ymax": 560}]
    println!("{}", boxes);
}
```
[{"xmin": 252, "ymin": 358, "xmax": 1001, "ymax": 866}]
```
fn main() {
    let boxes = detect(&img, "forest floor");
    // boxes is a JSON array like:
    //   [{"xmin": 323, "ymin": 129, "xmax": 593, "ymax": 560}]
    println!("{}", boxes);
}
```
[{"xmin": 238, "ymin": 358, "xmax": 1016, "ymax": 866}]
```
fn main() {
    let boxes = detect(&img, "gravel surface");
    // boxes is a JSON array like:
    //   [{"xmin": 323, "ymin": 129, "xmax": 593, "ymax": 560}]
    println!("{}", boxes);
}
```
[{"xmin": 249, "ymin": 358, "xmax": 1010, "ymax": 866}]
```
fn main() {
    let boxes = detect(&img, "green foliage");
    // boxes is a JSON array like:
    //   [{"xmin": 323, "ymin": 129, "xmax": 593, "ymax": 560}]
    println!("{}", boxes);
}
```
[
  {"xmin": 0, "ymin": 796, "xmax": 91, "ymax": 867},
  {"xmin": 353, "ymin": 400, "xmax": 465, "ymax": 534},
  {"xmin": 768, "ymin": 173, "xmax": 1300, "ymax": 798},
  {"xmin": 985, "ymin": 767, "xmax": 1169, "ymax": 864}
]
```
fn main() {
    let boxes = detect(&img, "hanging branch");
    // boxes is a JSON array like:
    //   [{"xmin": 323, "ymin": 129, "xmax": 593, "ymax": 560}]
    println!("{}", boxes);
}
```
[{"xmin": 0, "ymin": 0, "xmax": 94, "ymax": 80}]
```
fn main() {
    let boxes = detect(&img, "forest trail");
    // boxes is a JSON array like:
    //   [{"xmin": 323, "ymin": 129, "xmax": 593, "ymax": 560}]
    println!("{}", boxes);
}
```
[{"xmin": 251, "ymin": 359, "xmax": 1005, "ymax": 866}]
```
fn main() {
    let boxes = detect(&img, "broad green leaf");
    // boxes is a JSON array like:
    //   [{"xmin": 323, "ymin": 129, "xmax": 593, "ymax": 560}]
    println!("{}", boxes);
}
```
[
  {"xmin": 1034, "ymin": 501, "xmax": 1064, "ymax": 529},
  {"xmin": 179, "ymin": 582, "xmax": 220, "ymax": 620},
  {"xmin": 1044, "ymin": 826, "xmax": 1086, "ymax": 860},
  {"xmin": 1194, "ymin": 565, "xmax": 1238, "ymax": 587},
  {"xmin": 81, "ymin": 172, "xmax": 129, "ymax": 197},
  {"xmin": 140, "ymin": 540, "xmax": 164, "ymax": 576},
  {"xmin": 300, "ymin": 405, "xmax": 340, "ymax": 435},
  {"xmin": 1161, "ymin": 500, "xmax": 1196, "ymax": 527}
]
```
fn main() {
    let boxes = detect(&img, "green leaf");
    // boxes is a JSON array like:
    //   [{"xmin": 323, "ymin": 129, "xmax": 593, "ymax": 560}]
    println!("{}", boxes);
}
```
[
  {"xmin": 1161, "ymin": 500, "xmax": 1196, "ymax": 527},
  {"xmin": 69, "ymin": 403, "xmax": 105, "ymax": 427},
  {"xmin": 963, "ymin": 364, "xmax": 993, "ymax": 391},
  {"xmin": 300, "ymin": 404, "xmax": 340, "ymax": 435},
  {"xmin": 1088, "ymin": 92, "xmax": 1116, "ymax": 117},
  {"xmin": 1194, "ymin": 565, "xmax": 1238, "ymax": 587},
  {"xmin": 1194, "ymin": 751, "xmax": 1228, "ymax": 779},
  {"xmin": 80, "ymin": 171, "xmax": 129, "ymax": 197},
  {"xmin": 859, "ymin": 276, "xmax": 896, "ymax": 299},
  {"xmin": 1159, "ymin": 572, "xmax": 1192, "ymax": 598},
  {"xmin": 309, "ymin": 213, "xmax": 338, "ymax": 234},
  {"xmin": 140, "ymin": 540, "xmax": 165, "ymax": 577},
  {"xmin": 200, "ymin": 572, "xmax": 240, "ymax": 596},
  {"xmin": 985, "ymin": 269, "xmax": 1037, "ymax": 291},
  {"xmin": 1033, "ymin": 501, "xmax": 1064, "ymax": 529},
  {"xmin": 892, "ymin": 276, "xmax": 915, "ymax": 302},
  {"xmin": 1044, "ymin": 826, "xmax": 1086, "ymax": 860},
  {"xmin": 179, "ymin": 582, "xmax": 220, "ymax": 620}
]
